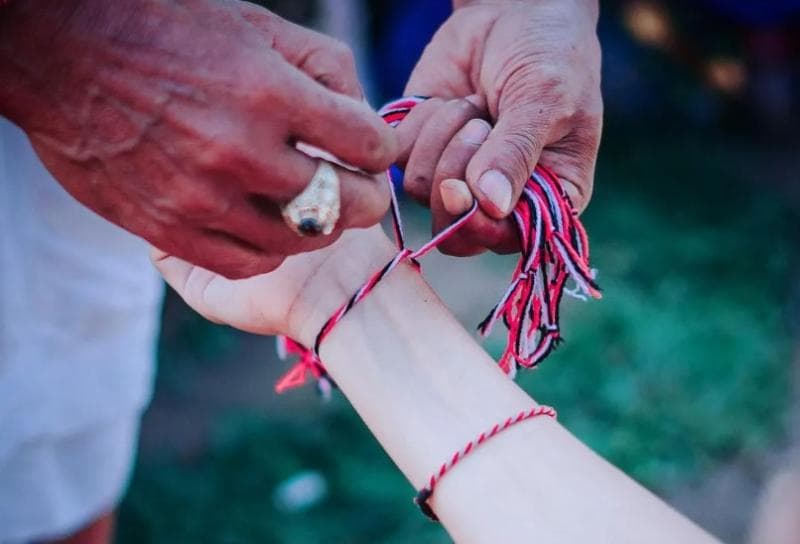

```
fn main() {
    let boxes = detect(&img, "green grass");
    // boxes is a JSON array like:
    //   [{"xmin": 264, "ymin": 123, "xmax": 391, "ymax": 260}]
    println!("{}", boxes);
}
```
[
  {"xmin": 118, "ymin": 134, "xmax": 796, "ymax": 543},
  {"xmin": 119, "ymin": 409, "xmax": 450, "ymax": 544}
]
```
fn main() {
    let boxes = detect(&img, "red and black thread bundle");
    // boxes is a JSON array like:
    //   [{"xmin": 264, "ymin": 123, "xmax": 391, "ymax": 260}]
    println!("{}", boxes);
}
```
[
  {"xmin": 476, "ymin": 166, "xmax": 601, "ymax": 377},
  {"xmin": 275, "ymin": 96, "xmax": 600, "ymax": 395}
]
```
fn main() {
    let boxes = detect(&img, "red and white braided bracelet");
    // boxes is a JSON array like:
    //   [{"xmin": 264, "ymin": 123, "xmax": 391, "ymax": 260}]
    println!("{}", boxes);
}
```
[{"xmin": 414, "ymin": 404, "xmax": 557, "ymax": 520}]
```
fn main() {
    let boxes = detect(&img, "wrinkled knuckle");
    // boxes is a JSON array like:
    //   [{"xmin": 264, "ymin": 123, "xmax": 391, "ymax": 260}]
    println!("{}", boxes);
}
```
[
  {"xmin": 568, "ymin": 114, "xmax": 602, "ymax": 152},
  {"xmin": 197, "ymin": 140, "xmax": 242, "ymax": 172},
  {"xmin": 315, "ymin": 72, "xmax": 345, "ymax": 94},
  {"xmin": 241, "ymin": 55, "xmax": 285, "ymax": 105},
  {"xmin": 172, "ymin": 190, "xmax": 230, "ymax": 222},
  {"xmin": 328, "ymin": 39, "xmax": 355, "ymax": 68},
  {"xmin": 583, "ymin": 109, "xmax": 604, "ymax": 132},
  {"xmin": 451, "ymin": 97, "xmax": 482, "ymax": 118},
  {"xmin": 504, "ymin": 130, "xmax": 540, "ymax": 178},
  {"xmin": 510, "ymin": 64, "xmax": 564, "ymax": 101},
  {"xmin": 584, "ymin": 126, "xmax": 602, "ymax": 154},
  {"xmin": 540, "ymin": 68, "xmax": 568, "ymax": 98},
  {"xmin": 435, "ymin": 157, "xmax": 460, "ymax": 181}
]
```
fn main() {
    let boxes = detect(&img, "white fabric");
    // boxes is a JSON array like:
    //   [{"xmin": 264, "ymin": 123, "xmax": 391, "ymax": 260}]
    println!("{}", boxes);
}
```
[
  {"xmin": 0, "ymin": 416, "xmax": 140, "ymax": 544},
  {"xmin": 0, "ymin": 118, "xmax": 163, "ymax": 542}
]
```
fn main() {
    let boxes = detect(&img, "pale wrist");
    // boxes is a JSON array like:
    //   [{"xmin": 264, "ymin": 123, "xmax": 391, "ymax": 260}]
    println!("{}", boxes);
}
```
[{"xmin": 286, "ymin": 229, "xmax": 398, "ymax": 347}]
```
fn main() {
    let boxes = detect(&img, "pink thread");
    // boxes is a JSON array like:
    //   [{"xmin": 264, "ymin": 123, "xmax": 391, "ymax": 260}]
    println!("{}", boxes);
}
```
[
  {"xmin": 275, "ymin": 96, "xmax": 600, "ymax": 395},
  {"xmin": 414, "ymin": 405, "xmax": 557, "ymax": 520}
]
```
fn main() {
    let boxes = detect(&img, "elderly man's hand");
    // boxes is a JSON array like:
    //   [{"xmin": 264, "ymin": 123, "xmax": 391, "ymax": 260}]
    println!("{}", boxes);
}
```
[
  {"xmin": 397, "ymin": 0, "xmax": 602, "ymax": 256},
  {"xmin": 0, "ymin": 0, "xmax": 397, "ymax": 278}
]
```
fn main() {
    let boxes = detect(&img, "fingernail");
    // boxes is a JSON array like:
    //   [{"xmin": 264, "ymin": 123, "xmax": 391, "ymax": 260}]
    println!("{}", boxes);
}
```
[
  {"xmin": 464, "ymin": 94, "xmax": 485, "ymax": 109},
  {"xmin": 440, "ymin": 179, "xmax": 474, "ymax": 215},
  {"xmin": 562, "ymin": 179, "xmax": 584, "ymax": 211},
  {"xmin": 478, "ymin": 170, "xmax": 512, "ymax": 214},
  {"xmin": 460, "ymin": 119, "xmax": 491, "ymax": 145}
]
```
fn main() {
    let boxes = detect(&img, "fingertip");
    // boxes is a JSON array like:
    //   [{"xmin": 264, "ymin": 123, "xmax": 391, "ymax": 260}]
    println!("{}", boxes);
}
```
[
  {"xmin": 562, "ymin": 177, "xmax": 590, "ymax": 213},
  {"xmin": 475, "ymin": 169, "xmax": 514, "ymax": 218},
  {"xmin": 366, "ymin": 120, "xmax": 401, "ymax": 171},
  {"xmin": 150, "ymin": 246, "xmax": 169, "ymax": 264},
  {"xmin": 339, "ymin": 170, "xmax": 392, "ymax": 229},
  {"xmin": 151, "ymin": 251, "xmax": 193, "ymax": 294},
  {"xmin": 439, "ymin": 178, "xmax": 474, "ymax": 216}
]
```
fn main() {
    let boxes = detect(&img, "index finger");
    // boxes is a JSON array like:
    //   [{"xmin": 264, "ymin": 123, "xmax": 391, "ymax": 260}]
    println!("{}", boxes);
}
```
[{"xmin": 281, "ymin": 67, "xmax": 399, "ymax": 173}]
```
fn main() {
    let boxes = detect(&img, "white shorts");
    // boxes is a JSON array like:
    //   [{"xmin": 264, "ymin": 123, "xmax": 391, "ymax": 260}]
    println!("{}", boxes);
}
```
[
  {"xmin": 0, "ymin": 416, "xmax": 140, "ymax": 544},
  {"xmin": 0, "ymin": 119, "xmax": 163, "ymax": 542}
]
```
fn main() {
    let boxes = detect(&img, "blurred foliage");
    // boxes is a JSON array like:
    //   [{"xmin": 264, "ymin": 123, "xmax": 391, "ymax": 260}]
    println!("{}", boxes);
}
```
[
  {"xmin": 118, "ymin": 131, "xmax": 796, "ymax": 542},
  {"xmin": 155, "ymin": 305, "xmax": 239, "ymax": 396},
  {"xmin": 119, "ymin": 408, "xmax": 449, "ymax": 544}
]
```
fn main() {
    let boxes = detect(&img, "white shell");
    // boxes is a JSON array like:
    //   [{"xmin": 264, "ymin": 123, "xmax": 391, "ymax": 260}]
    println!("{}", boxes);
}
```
[{"xmin": 282, "ymin": 160, "xmax": 341, "ymax": 236}]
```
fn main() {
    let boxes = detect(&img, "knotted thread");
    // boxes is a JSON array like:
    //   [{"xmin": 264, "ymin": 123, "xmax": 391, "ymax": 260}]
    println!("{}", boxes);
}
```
[{"xmin": 275, "ymin": 96, "xmax": 600, "ymax": 396}]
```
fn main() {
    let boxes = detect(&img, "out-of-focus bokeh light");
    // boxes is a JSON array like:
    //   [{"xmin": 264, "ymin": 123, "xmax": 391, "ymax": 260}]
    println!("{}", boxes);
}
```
[
  {"xmin": 624, "ymin": 1, "xmax": 674, "ymax": 49},
  {"xmin": 273, "ymin": 470, "xmax": 329, "ymax": 513},
  {"xmin": 705, "ymin": 57, "xmax": 748, "ymax": 95}
]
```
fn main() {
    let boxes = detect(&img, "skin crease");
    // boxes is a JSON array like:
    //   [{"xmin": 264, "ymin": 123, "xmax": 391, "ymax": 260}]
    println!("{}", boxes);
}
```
[
  {"xmin": 397, "ymin": 0, "xmax": 603, "ymax": 257},
  {"xmin": 0, "ymin": 0, "xmax": 398, "ymax": 279}
]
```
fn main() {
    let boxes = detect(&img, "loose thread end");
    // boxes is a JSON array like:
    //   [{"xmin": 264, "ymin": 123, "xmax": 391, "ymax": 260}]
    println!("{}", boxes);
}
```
[{"xmin": 414, "ymin": 488, "xmax": 439, "ymax": 521}]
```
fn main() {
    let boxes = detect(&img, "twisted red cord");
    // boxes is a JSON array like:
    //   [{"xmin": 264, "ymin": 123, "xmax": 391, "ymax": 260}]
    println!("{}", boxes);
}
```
[
  {"xmin": 414, "ymin": 405, "xmax": 557, "ymax": 521},
  {"xmin": 275, "ymin": 96, "xmax": 600, "ymax": 396}
]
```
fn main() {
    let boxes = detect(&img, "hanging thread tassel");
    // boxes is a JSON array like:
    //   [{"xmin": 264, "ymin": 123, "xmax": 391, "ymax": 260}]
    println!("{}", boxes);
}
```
[
  {"xmin": 273, "ymin": 97, "xmax": 600, "ymax": 394},
  {"xmin": 477, "ymin": 167, "xmax": 601, "ymax": 376}
]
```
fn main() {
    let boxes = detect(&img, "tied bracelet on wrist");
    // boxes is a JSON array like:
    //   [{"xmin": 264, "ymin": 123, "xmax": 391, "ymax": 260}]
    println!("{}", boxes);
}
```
[
  {"xmin": 274, "ymin": 96, "xmax": 601, "ymax": 520},
  {"xmin": 414, "ymin": 405, "xmax": 557, "ymax": 520}
]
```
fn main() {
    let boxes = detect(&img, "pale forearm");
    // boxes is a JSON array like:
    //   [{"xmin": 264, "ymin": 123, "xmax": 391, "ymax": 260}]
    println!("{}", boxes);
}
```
[{"xmin": 303, "ymin": 260, "xmax": 718, "ymax": 543}]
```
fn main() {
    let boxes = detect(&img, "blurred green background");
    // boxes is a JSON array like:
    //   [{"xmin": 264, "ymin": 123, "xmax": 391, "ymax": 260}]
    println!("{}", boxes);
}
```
[{"xmin": 117, "ymin": 1, "xmax": 800, "ymax": 542}]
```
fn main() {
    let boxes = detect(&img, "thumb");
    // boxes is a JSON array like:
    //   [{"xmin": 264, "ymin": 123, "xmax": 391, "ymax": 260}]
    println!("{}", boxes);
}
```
[{"xmin": 464, "ymin": 104, "xmax": 547, "ymax": 219}]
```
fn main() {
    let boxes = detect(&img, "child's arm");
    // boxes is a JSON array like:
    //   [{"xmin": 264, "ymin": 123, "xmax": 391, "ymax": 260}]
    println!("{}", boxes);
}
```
[{"xmin": 155, "ymin": 229, "xmax": 719, "ymax": 544}]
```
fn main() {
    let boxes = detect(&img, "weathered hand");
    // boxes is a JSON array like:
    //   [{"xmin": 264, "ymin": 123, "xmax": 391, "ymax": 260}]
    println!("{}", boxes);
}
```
[
  {"xmin": 0, "ymin": 0, "xmax": 397, "ymax": 278},
  {"xmin": 397, "ymin": 0, "xmax": 602, "ymax": 256}
]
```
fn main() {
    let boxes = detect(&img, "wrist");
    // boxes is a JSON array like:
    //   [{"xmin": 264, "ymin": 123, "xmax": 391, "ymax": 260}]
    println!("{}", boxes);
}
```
[{"xmin": 286, "ymin": 227, "xmax": 397, "ymax": 347}]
